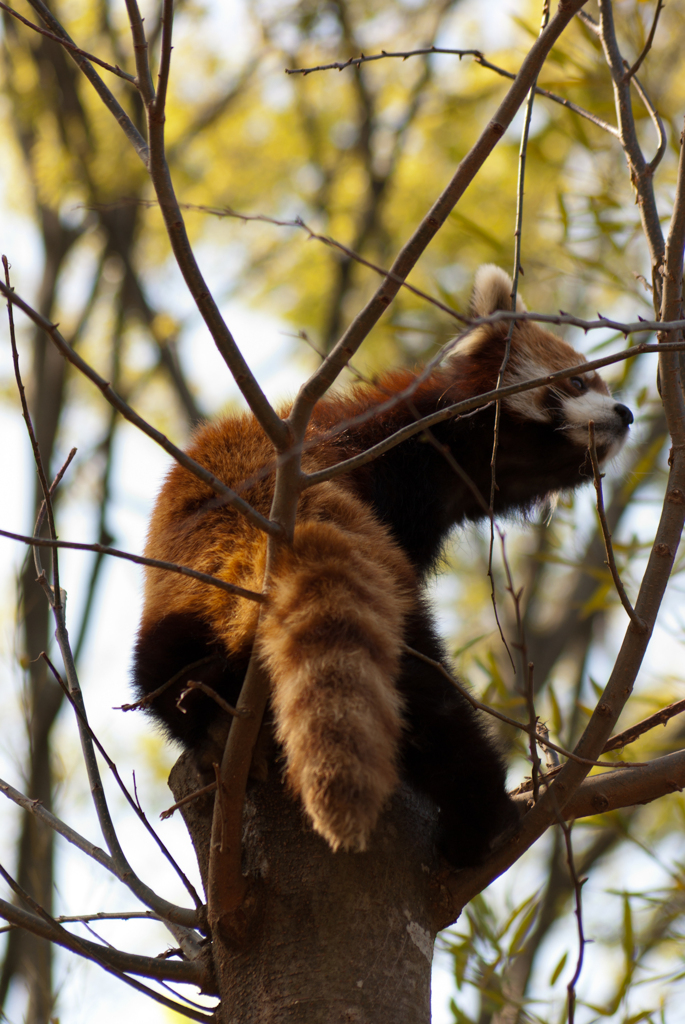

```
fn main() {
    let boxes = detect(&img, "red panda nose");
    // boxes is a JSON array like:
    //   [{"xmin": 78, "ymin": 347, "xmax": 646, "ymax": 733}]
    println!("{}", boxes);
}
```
[{"xmin": 614, "ymin": 403, "xmax": 633, "ymax": 426}]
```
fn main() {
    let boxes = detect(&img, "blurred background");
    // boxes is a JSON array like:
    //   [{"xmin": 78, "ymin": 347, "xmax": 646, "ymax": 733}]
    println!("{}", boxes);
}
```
[{"xmin": 1, "ymin": 0, "xmax": 685, "ymax": 1020}]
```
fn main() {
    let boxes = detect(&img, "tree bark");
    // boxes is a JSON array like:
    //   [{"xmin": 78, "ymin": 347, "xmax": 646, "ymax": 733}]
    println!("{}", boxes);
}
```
[{"xmin": 169, "ymin": 752, "xmax": 440, "ymax": 1024}]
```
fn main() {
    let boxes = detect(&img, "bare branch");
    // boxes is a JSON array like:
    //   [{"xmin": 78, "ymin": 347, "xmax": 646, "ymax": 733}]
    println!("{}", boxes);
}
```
[
  {"xmin": 123, "ymin": 0, "xmax": 155, "ymax": 104},
  {"xmin": 41, "ymin": 655, "xmax": 203, "ymax": 918},
  {"xmin": 0, "ymin": 778, "xmax": 113, "ymax": 873},
  {"xmin": 587, "ymin": 420, "xmax": 645, "ymax": 630},
  {"xmin": 0, "ymin": 278, "xmax": 280, "ymax": 537},
  {"xmin": 302, "ymin": 340, "xmax": 685, "ymax": 490},
  {"xmin": 23, "ymin": 0, "xmax": 149, "ymax": 164},
  {"xmin": 402, "ymin": 646, "xmax": 646, "ymax": 771},
  {"xmin": 597, "ymin": 0, "xmax": 664, "ymax": 291},
  {"xmin": 290, "ymin": 0, "xmax": 592, "ymax": 422},
  {"xmin": 501, "ymin": 524, "xmax": 543, "ymax": 798},
  {"xmin": 624, "ymin": 0, "xmax": 664, "ymax": 80},
  {"xmin": 630, "ymin": 73, "xmax": 667, "ymax": 173},
  {"xmin": 0, "ymin": 2, "xmax": 135, "ymax": 81},
  {"xmin": 658, "ymin": 114, "xmax": 685, "ymax": 443},
  {"xmin": 285, "ymin": 45, "xmax": 483, "ymax": 74},
  {"xmin": 178, "ymin": 681, "xmax": 245, "ymax": 719},
  {"xmin": 155, "ymin": 0, "xmax": 174, "ymax": 116},
  {"xmin": 134, "ymin": 2, "xmax": 288, "ymax": 452},
  {"xmin": 603, "ymin": 697, "xmax": 685, "ymax": 753},
  {"xmin": 560, "ymin": 821, "xmax": 586, "ymax": 1024},
  {"xmin": 207, "ymin": 658, "xmax": 272, "ymax": 931},
  {"xmin": 4, "ymin": 256, "xmax": 61, "ymax": 608},
  {"xmin": 161, "ymin": 783, "xmax": 218, "ymax": 821},
  {"xmin": 0, "ymin": 529, "xmax": 265, "ymax": 603},
  {"xmin": 286, "ymin": 43, "xmax": 619, "ymax": 138},
  {"xmin": 0, "ymin": 899, "xmax": 213, "ymax": 1014}
]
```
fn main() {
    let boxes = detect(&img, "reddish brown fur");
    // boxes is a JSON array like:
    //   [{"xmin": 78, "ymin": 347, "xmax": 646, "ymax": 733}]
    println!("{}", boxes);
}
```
[{"xmin": 135, "ymin": 267, "xmax": 632, "ymax": 863}]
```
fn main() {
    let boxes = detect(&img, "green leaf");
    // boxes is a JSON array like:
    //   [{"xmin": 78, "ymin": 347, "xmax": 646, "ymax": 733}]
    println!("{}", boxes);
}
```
[{"xmin": 549, "ymin": 950, "xmax": 568, "ymax": 986}]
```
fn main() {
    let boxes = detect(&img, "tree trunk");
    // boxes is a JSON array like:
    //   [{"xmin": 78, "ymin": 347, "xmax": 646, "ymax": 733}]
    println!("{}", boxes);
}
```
[{"xmin": 169, "ymin": 752, "xmax": 442, "ymax": 1024}]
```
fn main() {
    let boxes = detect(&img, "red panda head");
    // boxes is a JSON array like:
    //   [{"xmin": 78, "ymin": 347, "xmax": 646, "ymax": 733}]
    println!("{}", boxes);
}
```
[{"xmin": 449, "ymin": 265, "xmax": 632, "ymax": 462}]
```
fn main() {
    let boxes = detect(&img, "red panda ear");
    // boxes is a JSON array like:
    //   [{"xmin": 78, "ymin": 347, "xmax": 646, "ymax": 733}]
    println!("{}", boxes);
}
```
[{"xmin": 470, "ymin": 265, "xmax": 527, "ymax": 316}]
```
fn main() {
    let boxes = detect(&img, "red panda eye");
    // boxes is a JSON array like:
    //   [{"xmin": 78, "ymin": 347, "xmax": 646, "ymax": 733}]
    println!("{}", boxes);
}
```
[{"xmin": 570, "ymin": 376, "xmax": 585, "ymax": 391}]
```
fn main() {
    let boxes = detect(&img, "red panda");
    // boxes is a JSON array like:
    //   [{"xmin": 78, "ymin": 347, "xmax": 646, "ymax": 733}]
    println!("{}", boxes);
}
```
[{"xmin": 133, "ymin": 266, "xmax": 632, "ymax": 867}]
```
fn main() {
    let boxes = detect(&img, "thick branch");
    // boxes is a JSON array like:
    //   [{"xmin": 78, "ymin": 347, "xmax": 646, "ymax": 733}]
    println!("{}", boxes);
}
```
[{"xmin": 512, "ymin": 748, "xmax": 685, "ymax": 819}]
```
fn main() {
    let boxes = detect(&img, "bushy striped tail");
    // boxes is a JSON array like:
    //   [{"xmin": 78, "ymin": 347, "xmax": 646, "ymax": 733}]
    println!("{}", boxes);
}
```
[{"xmin": 257, "ymin": 514, "xmax": 413, "ymax": 852}]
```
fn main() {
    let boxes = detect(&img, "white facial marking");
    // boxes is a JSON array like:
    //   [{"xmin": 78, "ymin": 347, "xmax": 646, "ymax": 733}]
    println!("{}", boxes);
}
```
[
  {"xmin": 561, "ymin": 390, "xmax": 626, "ymax": 454},
  {"xmin": 504, "ymin": 359, "xmax": 554, "ymax": 423},
  {"xmin": 563, "ymin": 390, "xmax": 616, "ymax": 424}
]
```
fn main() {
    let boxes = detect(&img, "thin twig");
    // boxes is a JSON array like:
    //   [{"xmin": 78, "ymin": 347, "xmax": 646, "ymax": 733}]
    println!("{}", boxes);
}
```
[
  {"xmin": 603, "ymin": 697, "xmax": 685, "ymax": 753},
  {"xmin": 0, "ymin": 894, "xmax": 212, "ymax": 1017},
  {"xmin": 560, "ymin": 821, "xmax": 586, "ymax": 1024},
  {"xmin": 302, "ymin": 340, "xmax": 685, "ymax": 492},
  {"xmin": 178, "ymin": 680, "xmax": 246, "ymax": 719},
  {"xmin": 161, "ymin": 783, "xmax": 218, "ymax": 820},
  {"xmin": 624, "ymin": 0, "xmax": 664, "ymax": 80},
  {"xmin": 517, "ymin": 642, "xmax": 685, "ymax": 795},
  {"xmin": 286, "ymin": 44, "xmax": 619, "ymax": 137},
  {"xmin": 401, "ymin": 646, "xmax": 646, "ymax": 770},
  {"xmin": 119, "ymin": 656, "xmax": 221, "ymax": 711},
  {"xmin": 0, "ymin": 528, "xmax": 265, "ymax": 603},
  {"xmin": 160, "ymin": 202, "xmax": 469, "ymax": 325},
  {"xmin": 577, "ymin": 9, "xmax": 600, "ymax": 34},
  {"xmin": 285, "ymin": 46, "xmax": 482, "ymax": 74},
  {"xmin": 587, "ymin": 421, "xmax": 645, "ymax": 631},
  {"xmin": 0, "ymin": 910, "xmax": 161, "ymax": 934},
  {"xmin": 488, "ymin": 2, "xmax": 550, "ymax": 677},
  {"xmin": 288, "ymin": 0, "xmax": 592, "ymax": 424},
  {"xmin": 0, "ymin": 778, "xmax": 113, "ymax": 872},
  {"xmin": 0, "ymin": 2, "xmax": 135, "ymax": 81},
  {"xmin": 32, "ymin": 449, "xmax": 77, "ymax": 578},
  {"xmin": 537, "ymin": 723, "xmax": 560, "ymax": 771},
  {"xmin": 629, "ymin": 72, "xmax": 667, "ymax": 173},
  {"xmin": 41, "ymin": 654, "xmax": 203, "ymax": 913},
  {"xmin": 0, "ymin": 278, "xmax": 280, "ymax": 537},
  {"xmin": 500, "ymin": 525, "xmax": 543, "ymax": 797},
  {"xmin": 4, "ymin": 255, "xmax": 61, "ymax": 609}
]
